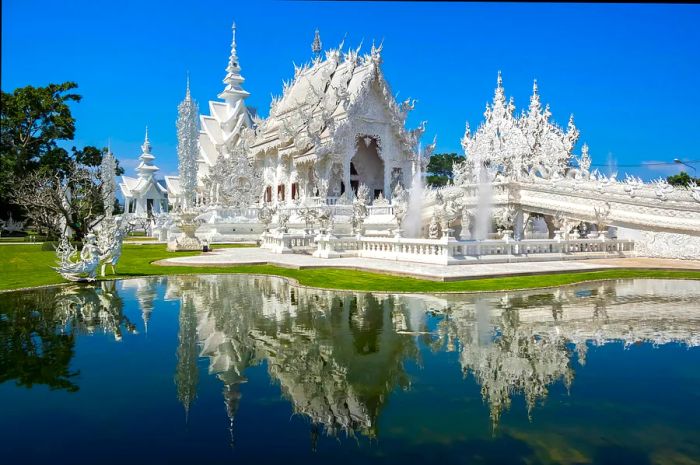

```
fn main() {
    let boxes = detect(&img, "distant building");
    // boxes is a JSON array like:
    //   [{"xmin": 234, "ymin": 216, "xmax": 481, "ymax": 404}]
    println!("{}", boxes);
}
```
[{"xmin": 119, "ymin": 129, "xmax": 169, "ymax": 215}]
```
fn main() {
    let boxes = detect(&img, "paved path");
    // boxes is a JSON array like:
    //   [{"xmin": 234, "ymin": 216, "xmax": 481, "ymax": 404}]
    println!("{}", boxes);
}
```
[
  {"xmin": 156, "ymin": 247, "xmax": 627, "ymax": 281},
  {"xmin": 586, "ymin": 257, "xmax": 700, "ymax": 270}
]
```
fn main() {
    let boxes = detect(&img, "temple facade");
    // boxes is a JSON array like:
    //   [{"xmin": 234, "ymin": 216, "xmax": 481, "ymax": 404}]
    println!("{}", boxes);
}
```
[
  {"xmin": 168, "ymin": 24, "xmax": 430, "ymax": 208},
  {"xmin": 247, "ymin": 37, "xmax": 426, "ymax": 205}
]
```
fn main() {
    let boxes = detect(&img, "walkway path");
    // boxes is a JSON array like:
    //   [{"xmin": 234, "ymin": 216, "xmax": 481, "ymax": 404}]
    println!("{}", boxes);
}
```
[{"xmin": 156, "ymin": 247, "xmax": 629, "ymax": 281}]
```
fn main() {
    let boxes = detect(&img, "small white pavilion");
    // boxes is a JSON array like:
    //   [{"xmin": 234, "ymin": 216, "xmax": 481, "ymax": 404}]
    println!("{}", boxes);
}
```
[{"xmin": 120, "ymin": 128, "xmax": 169, "ymax": 215}]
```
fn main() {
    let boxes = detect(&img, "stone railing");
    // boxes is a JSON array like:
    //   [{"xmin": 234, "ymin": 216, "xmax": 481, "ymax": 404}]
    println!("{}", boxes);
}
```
[
  {"xmin": 313, "ymin": 235, "xmax": 362, "ymax": 258},
  {"xmin": 206, "ymin": 207, "xmax": 261, "ymax": 221},
  {"xmin": 452, "ymin": 237, "xmax": 634, "ymax": 259},
  {"xmin": 306, "ymin": 196, "xmax": 341, "ymax": 206},
  {"xmin": 359, "ymin": 237, "xmax": 458, "ymax": 265},
  {"xmin": 284, "ymin": 204, "xmax": 353, "ymax": 218},
  {"xmin": 367, "ymin": 204, "xmax": 394, "ymax": 216},
  {"xmin": 313, "ymin": 235, "xmax": 634, "ymax": 265},
  {"xmin": 260, "ymin": 231, "xmax": 315, "ymax": 254}
]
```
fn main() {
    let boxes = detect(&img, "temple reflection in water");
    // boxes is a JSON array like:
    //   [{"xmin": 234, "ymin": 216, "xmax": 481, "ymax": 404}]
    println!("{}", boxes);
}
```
[
  {"xmin": 162, "ymin": 276, "xmax": 700, "ymax": 438},
  {"xmin": 2, "ymin": 276, "xmax": 698, "ymax": 445}
]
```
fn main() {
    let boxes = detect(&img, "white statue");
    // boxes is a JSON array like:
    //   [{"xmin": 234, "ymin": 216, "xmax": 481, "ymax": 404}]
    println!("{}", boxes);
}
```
[
  {"xmin": 276, "ymin": 210, "xmax": 290, "ymax": 233},
  {"xmin": 54, "ymin": 233, "xmax": 100, "ymax": 282},
  {"xmin": 351, "ymin": 184, "xmax": 370, "ymax": 235},
  {"xmin": 258, "ymin": 204, "xmax": 276, "ymax": 233},
  {"xmin": 428, "ymin": 211, "xmax": 440, "ymax": 239},
  {"xmin": 98, "ymin": 217, "xmax": 129, "ymax": 276}
]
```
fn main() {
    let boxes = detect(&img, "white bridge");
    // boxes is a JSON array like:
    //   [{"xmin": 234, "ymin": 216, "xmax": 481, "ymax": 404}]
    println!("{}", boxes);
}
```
[{"xmin": 443, "ymin": 177, "xmax": 700, "ymax": 236}]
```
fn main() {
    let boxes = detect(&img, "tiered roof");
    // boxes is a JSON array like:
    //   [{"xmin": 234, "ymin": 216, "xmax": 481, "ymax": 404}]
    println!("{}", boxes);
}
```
[
  {"xmin": 119, "ymin": 128, "xmax": 168, "ymax": 198},
  {"xmin": 135, "ymin": 127, "xmax": 160, "ymax": 179},
  {"xmin": 198, "ymin": 22, "xmax": 253, "ymax": 169}
]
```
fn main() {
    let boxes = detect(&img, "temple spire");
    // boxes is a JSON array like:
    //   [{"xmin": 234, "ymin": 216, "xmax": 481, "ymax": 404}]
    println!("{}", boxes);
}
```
[
  {"xmin": 177, "ymin": 74, "xmax": 200, "ymax": 211},
  {"xmin": 225, "ymin": 22, "xmax": 240, "ymax": 83},
  {"xmin": 136, "ymin": 126, "xmax": 159, "ymax": 180},
  {"xmin": 311, "ymin": 28, "xmax": 322, "ymax": 56},
  {"xmin": 219, "ymin": 21, "xmax": 249, "ymax": 104},
  {"xmin": 142, "ymin": 126, "xmax": 151, "ymax": 153},
  {"xmin": 529, "ymin": 79, "xmax": 541, "ymax": 113},
  {"xmin": 493, "ymin": 71, "xmax": 506, "ymax": 107}
]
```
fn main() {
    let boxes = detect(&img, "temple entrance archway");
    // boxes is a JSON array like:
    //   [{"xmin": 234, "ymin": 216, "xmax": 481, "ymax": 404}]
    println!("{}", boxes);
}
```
[{"xmin": 351, "ymin": 135, "xmax": 384, "ymax": 199}]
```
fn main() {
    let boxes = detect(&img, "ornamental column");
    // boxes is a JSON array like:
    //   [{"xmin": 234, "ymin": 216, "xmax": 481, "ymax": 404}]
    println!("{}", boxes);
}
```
[
  {"xmin": 513, "ymin": 208, "xmax": 524, "ymax": 241},
  {"xmin": 343, "ymin": 157, "xmax": 352, "ymax": 198}
]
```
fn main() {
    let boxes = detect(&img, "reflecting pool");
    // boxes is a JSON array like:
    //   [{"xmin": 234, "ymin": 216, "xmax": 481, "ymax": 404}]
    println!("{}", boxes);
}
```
[{"xmin": 1, "ymin": 277, "xmax": 699, "ymax": 464}]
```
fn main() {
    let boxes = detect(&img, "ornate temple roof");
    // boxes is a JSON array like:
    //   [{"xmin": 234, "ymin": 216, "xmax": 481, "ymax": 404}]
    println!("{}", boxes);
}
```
[{"xmin": 249, "ymin": 37, "xmax": 425, "ymax": 162}]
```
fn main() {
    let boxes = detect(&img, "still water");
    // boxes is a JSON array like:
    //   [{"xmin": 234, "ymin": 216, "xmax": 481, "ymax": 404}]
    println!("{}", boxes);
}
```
[{"xmin": 1, "ymin": 276, "xmax": 699, "ymax": 465}]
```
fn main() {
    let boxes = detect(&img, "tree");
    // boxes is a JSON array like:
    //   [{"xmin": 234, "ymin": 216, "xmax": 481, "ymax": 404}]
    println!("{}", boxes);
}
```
[
  {"xmin": 0, "ymin": 288, "xmax": 79, "ymax": 392},
  {"xmin": 1, "ymin": 82, "xmax": 123, "ymax": 237},
  {"xmin": 1, "ymin": 82, "xmax": 81, "ymax": 217},
  {"xmin": 426, "ymin": 152, "xmax": 465, "ymax": 187},
  {"xmin": 667, "ymin": 171, "xmax": 700, "ymax": 187},
  {"xmin": 11, "ymin": 146, "xmax": 123, "ymax": 240}
]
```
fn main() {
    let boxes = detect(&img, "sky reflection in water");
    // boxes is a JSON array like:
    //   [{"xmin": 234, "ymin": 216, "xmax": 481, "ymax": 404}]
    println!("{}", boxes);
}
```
[{"xmin": 0, "ymin": 277, "xmax": 699, "ymax": 465}]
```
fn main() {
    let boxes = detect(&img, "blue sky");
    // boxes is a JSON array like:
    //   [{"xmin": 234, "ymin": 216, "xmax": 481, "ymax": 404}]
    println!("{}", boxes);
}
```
[{"xmin": 3, "ymin": 1, "xmax": 699, "ymax": 180}]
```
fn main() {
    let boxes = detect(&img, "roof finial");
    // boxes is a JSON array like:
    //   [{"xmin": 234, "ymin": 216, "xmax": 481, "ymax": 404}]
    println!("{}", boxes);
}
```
[
  {"xmin": 497, "ymin": 70, "xmax": 503, "ymax": 87},
  {"xmin": 532, "ymin": 78, "xmax": 538, "ymax": 94},
  {"xmin": 185, "ymin": 71, "xmax": 191, "ymax": 100},
  {"xmin": 226, "ymin": 20, "xmax": 239, "ymax": 77},
  {"xmin": 311, "ymin": 28, "xmax": 322, "ymax": 56},
  {"xmin": 142, "ymin": 126, "xmax": 152, "ymax": 154}
]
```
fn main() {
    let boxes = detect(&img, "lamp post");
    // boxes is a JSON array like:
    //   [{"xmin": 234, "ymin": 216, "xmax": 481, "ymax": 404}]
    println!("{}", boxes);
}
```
[{"xmin": 673, "ymin": 158, "xmax": 697, "ymax": 173}]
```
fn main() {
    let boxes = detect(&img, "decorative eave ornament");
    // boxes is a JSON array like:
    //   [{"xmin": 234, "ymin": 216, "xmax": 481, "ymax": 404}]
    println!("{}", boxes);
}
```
[{"xmin": 311, "ymin": 29, "xmax": 322, "ymax": 58}]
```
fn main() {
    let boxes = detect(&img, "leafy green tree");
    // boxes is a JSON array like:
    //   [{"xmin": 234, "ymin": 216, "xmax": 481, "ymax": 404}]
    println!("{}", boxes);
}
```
[
  {"xmin": 0, "ymin": 288, "xmax": 79, "ymax": 392},
  {"xmin": 11, "ymin": 147, "xmax": 124, "ymax": 240},
  {"xmin": 425, "ymin": 152, "xmax": 465, "ymax": 187},
  {"xmin": 1, "ymin": 82, "xmax": 123, "ymax": 237},
  {"xmin": 1, "ymin": 82, "xmax": 81, "ymax": 216},
  {"xmin": 667, "ymin": 171, "xmax": 700, "ymax": 187}
]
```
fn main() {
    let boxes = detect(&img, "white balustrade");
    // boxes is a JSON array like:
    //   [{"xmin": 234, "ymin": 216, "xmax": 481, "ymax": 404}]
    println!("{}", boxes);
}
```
[
  {"xmin": 261, "ymin": 231, "xmax": 315, "ymax": 254},
  {"xmin": 345, "ymin": 236, "xmax": 633, "ymax": 265},
  {"xmin": 367, "ymin": 205, "xmax": 395, "ymax": 216},
  {"xmin": 263, "ymin": 218, "xmax": 635, "ymax": 264}
]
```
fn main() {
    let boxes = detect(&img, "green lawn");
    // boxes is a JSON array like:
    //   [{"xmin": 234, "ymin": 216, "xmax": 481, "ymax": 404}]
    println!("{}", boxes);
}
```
[{"xmin": 1, "ymin": 243, "xmax": 699, "ymax": 293}]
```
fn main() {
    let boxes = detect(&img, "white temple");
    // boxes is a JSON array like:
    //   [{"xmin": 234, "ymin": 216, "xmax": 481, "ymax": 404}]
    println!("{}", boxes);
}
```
[
  {"xmin": 247, "ymin": 38, "xmax": 426, "ymax": 204},
  {"xmin": 166, "ymin": 24, "xmax": 429, "ymax": 208},
  {"xmin": 145, "ymin": 21, "xmax": 699, "ymax": 260},
  {"xmin": 119, "ymin": 128, "xmax": 169, "ymax": 215}
]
